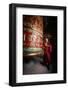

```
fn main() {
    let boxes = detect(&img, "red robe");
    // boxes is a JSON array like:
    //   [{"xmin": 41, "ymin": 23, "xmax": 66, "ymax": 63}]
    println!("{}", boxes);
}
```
[{"xmin": 44, "ymin": 43, "xmax": 52, "ymax": 64}]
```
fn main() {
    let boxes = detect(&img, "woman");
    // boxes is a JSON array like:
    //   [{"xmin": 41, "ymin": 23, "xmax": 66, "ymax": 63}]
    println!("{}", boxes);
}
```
[{"xmin": 43, "ymin": 38, "xmax": 52, "ymax": 69}]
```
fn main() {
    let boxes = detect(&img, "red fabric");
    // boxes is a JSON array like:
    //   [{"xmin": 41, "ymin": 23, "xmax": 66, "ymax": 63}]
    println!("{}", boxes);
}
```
[{"xmin": 44, "ymin": 43, "xmax": 52, "ymax": 64}]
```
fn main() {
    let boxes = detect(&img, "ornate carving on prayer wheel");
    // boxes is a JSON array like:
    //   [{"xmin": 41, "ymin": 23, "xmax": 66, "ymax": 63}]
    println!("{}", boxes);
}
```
[{"xmin": 23, "ymin": 15, "xmax": 43, "ymax": 54}]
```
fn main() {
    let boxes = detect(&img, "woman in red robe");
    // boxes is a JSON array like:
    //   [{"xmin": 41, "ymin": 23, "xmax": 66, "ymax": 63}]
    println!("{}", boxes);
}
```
[{"xmin": 43, "ymin": 38, "xmax": 52, "ymax": 69}]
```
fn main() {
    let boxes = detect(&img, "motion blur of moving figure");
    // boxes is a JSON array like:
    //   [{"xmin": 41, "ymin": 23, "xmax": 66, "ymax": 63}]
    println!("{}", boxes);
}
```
[{"xmin": 43, "ymin": 38, "xmax": 52, "ymax": 70}]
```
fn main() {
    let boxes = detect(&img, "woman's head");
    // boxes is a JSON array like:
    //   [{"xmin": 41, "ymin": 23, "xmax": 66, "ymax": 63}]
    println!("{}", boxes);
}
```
[{"xmin": 46, "ymin": 38, "xmax": 49, "ymax": 43}]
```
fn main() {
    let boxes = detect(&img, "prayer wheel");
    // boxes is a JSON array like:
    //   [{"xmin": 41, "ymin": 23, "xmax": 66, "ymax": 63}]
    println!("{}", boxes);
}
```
[{"xmin": 23, "ymin": 15, "xmax": 43, "ymax": 55}]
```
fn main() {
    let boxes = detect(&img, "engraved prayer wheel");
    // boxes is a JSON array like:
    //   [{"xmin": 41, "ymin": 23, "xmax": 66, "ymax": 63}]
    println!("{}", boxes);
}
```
[{"xmin": 23, "ymin": 15, "xmax": 44, "ymax": 55}]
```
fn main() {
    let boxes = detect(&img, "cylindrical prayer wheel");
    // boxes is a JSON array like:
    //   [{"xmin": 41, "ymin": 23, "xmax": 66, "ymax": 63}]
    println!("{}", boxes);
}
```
[{"xmin": 23, "ymin": 15, "xmax": 43, "ymax": 55}]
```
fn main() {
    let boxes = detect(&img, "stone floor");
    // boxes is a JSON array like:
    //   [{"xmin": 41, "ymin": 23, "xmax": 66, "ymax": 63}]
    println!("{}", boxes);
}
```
[{"xmin": 23, "ymin": 56, "xmax": 52, "ymax": 75}]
